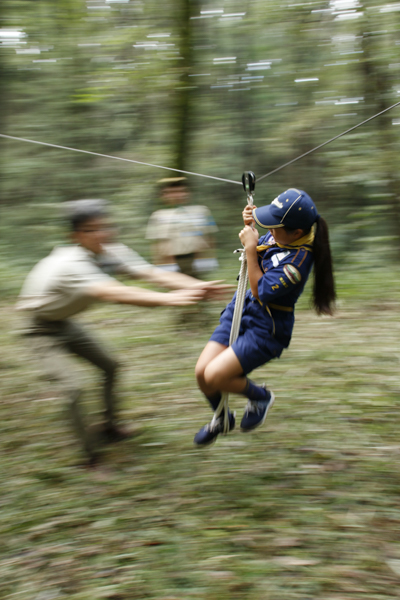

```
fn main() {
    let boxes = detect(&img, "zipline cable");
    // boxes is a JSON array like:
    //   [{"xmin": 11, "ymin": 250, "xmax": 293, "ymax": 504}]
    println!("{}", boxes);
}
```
[
  {"xmin": 1, "ymin": 100, "xmax": 400, "ymax": 187},
  {"xmin": 257, "ymin": 100, "xmax": 400, "ymax": 181},
  {"xmin": 0, "ymin": 133, "xmax": 242, "ymax": 186}
]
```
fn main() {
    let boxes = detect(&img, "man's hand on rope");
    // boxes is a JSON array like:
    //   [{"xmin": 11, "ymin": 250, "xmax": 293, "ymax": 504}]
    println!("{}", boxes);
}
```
[{"xmin": 165, "ymin": 288, "xmax": 207, "ymax": 306}]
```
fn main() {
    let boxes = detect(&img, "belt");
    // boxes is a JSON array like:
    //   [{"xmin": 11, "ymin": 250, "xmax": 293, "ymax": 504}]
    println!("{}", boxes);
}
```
[
  {"xmin": 252, "ymin": 295, "xmax": 294, "ymax": 313},
  {"xmin": 267, "ymin": 303, "xmax": 294, "ymax": 313}
]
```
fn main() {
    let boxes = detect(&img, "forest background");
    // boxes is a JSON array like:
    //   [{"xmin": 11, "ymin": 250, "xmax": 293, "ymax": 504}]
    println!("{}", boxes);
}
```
[
  {"xmin": 2, "ymin": 1, "xmax": 400, "ymax": 599},
  {"xmin": 2, "ymin": 0, "xmax": 400, "ymax": 283}
]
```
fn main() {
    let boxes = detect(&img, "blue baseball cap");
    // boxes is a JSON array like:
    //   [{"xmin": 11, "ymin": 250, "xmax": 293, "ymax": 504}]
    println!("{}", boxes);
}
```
[{"xmin": 253, "ymin": 188, "xmax": 319, "ymax": 231}]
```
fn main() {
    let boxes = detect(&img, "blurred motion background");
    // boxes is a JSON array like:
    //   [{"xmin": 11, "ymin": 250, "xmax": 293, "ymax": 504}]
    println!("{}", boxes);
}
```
[
  {"xmin": 2, "ymin": 2, "xmax": 400, "ymax": 599},
  {"xmin": 1, "ymin": 0, "xmax": 400, "ymax": 286}
]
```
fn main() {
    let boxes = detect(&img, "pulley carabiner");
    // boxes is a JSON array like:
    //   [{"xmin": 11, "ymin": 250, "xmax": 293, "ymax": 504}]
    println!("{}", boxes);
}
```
[{"xmin": 242, "ymin": 171, "xmax": 256, "ymax": 196}]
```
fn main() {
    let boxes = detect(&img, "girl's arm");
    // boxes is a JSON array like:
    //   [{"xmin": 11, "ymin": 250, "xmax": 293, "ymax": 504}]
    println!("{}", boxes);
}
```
[{"xmin": 239, "ymin": 225, "xmax": 263, "ymax": 299}]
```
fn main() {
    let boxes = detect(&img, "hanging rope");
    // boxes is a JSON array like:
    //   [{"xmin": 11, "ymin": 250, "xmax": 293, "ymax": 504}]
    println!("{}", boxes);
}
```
[
  {"xmin": 258, "ymin": 99, "xmax": 400, "ymax": 181},
  {"xmin": 212, "ymin": 172, "xmax": 256, "ymax": 434},
  {"xmin": 0, "ymin": 133, "xmax": 242, "ymax": 186}
]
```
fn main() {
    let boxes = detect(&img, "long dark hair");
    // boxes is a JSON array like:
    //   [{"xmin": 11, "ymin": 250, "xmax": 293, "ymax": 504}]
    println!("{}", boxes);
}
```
[{"xmin": 312, "ymin": 216, "xmax": 336, "ymax": 315}]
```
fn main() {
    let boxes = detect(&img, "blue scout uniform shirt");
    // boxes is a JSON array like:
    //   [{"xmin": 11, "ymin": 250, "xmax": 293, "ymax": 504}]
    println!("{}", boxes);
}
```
[
  {"xmin": 211, "ymin": 228, "xmax": 315, "ymax": 373},
  {"xmin": 254, "ymin": 230, "xmax": 314, "ymax": 311},
  {"xmin": 235, "ymin": 229, "xmax": 313, "ymax": 352},
  {"xmin": 244, "ymin": 229, "xmax": 314, "ymax": 350}
]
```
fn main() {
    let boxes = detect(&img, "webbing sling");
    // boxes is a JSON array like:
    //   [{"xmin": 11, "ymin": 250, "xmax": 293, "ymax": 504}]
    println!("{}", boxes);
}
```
[{"xmin": 213, "ymin": 172, "xmax": 256, "ymax": 433}]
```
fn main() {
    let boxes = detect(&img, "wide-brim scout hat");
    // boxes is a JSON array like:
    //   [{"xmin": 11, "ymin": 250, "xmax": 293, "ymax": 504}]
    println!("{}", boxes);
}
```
[
  {"xmin": 158, "ymin": 177, "xmax": 187, "ymax": 189},
  {"xmin": 253, "ymin": 188, "xmax": 319, "ymax": 231}
]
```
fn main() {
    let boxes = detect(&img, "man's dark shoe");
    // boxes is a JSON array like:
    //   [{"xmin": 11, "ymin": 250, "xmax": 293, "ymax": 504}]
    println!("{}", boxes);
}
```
[
  {"xmin": 77, "ymin": 451, "xmax": 101, "ymax": 470},
  {"xmin": 102, "ymin": 424, "xmax": 133, "ymax": 444},
  {"xmin": 194, "ymin": 411, "xmax": 236, "ymax": 446},
  {"xmin": 240, "ymin": 390, "xmax": 275, "ymax": 432}
]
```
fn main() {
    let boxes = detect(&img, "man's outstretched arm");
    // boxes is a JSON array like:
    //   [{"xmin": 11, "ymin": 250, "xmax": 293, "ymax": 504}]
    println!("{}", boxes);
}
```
[
  {"xmin": 134, "ymin": 266, "xmax": 202, "ymax": 290},
  {"xmin": 136, "ymin": 267, "xmax": 234, "ymax": 300},
  {"xmin": 88, "ymin": 280, "xmax": 205, "ymax": 307}
]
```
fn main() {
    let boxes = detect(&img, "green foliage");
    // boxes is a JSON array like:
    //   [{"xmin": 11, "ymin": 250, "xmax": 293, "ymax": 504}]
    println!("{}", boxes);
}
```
[
  {"xmin": 1, "ymin": 0, "xmax": 400, "ymax": 271},
  {"xmin": 2, "ymin": 267, "xmax": 400, "ymax": 598},
  {"xmin": 3, "ymin": 4, "xmax": 400, "ymax": 597},
  {"xmin": 2, "ymin": 4, "xmax": 400, "ymax": 597}
]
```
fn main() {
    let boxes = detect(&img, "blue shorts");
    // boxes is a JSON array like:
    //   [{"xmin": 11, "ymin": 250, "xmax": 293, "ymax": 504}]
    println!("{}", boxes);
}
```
[{"xmin": 210, "ymin": 294, "xmax": 290, "ymax": 375}]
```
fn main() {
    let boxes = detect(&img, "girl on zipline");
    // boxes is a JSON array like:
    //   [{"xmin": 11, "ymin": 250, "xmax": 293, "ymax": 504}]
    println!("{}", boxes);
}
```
[{"xmin": 194, "ymin": 188, "xmax": 335, "ymax": 446}]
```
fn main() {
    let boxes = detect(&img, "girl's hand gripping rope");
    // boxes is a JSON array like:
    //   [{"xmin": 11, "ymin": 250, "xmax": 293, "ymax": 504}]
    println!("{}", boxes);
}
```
[
  {"xmin": 239, "ymin": 225, "xmax": 259, "ymax": 252},
  {"xmin": 242, "ymin": 204, "xmax": 257, "ymax": 227}
]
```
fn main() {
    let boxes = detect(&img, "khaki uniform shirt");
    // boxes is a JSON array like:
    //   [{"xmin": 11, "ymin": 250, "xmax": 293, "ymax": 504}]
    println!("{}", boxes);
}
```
[
  {"xmin": 16, "ymin": 244, "xmax": 152, "ymax": 326},
  {"xmin": 16, "ymin": 245, "xmax": 115, "ymax": 323},
  {"xmin": 146, "ymin": 205, "xmax": 218, "ymax": 257}
]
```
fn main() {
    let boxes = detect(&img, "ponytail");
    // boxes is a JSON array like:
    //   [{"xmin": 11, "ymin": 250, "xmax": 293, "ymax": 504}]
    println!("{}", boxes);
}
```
[{"xmin": 312, "ymin": 216, "xmax": 336, "ymax": 315}]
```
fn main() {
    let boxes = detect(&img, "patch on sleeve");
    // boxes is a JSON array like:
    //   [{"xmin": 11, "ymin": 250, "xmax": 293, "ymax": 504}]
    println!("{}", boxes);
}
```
[{"xmin": 283, "ymin": 264, "xmax": 301, "ymax": 285}]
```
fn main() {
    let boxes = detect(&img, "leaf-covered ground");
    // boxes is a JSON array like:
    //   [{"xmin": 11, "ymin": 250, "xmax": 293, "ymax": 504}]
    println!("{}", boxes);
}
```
[{"xmin": 1, "ymin": 268, "xmax": 400, "ymax": 599}]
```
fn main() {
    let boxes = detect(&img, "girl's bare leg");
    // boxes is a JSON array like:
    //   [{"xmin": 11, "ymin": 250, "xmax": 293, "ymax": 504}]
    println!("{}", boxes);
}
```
[
  {"xmin": 195, "ymin": 341, "xmax": 227, "ymax": 396},
  {"xmin": 194, "ymin": 343, "xmax": 270, "ymax": 445},
  {"xmin": 196, "ymin": 340, "xmax": 248, "ymax": 394},
  {"xmin": 203, "ymin": 347, "xmax": 248, "ymax": 394}
]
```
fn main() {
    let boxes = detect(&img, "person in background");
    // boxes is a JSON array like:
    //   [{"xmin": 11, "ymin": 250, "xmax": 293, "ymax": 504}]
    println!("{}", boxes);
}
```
[
  {"xmin": 16, "ymin": 199, "xmax": 231, "ymax": 466},
  {"xmin": 193, "ymin": 189, "xmax": 336, "ymax": 446},
  {"xmin": 146, "ymin": 177, "xmax": 219, "ymax": 278}
]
